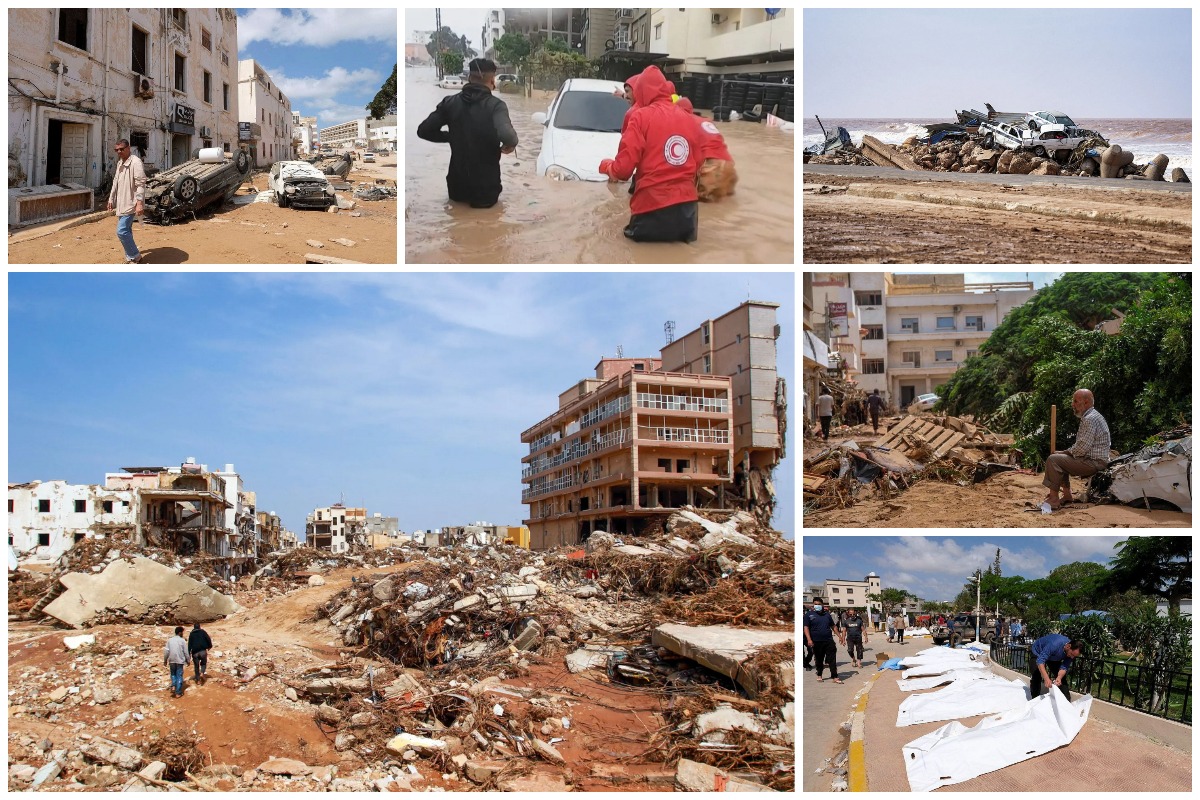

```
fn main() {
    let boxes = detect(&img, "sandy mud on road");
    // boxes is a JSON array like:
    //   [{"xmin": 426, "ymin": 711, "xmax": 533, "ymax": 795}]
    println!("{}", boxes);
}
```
[{"xmin": 803, "ymin": 174, "xmax": 1191, "ymax": 263}]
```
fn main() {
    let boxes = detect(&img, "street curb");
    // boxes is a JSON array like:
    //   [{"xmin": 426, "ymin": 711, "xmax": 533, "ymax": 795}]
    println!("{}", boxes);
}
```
[{"xmin": 848, "ymin": 671, "xmax": 882, "ymax": 791}]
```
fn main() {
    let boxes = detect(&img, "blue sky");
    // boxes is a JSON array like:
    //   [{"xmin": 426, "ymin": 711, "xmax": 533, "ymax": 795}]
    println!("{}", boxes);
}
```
[
  {"xmin": 804, "ymin": 9, "xmax": 1192, "ymax": 118},
  {"xmin": 9, "ymin": 273, "xmax": 794, "ymax": 540},
  {"xmin": 803, "ymin": 535, "xmax": 1130, "ymax": 603},
  {"xmin": 889, "ymin": 270, "xmax": 1063, "ymax": 290},
  {"xmin": 236, "ymin": 8, "xmax": 397, "ymax": 127}
]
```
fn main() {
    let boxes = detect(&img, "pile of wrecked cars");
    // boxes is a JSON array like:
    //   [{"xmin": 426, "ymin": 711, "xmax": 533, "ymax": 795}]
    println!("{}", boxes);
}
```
[{"xmin": 141, "ymin": 148, "xmax": 252, "ymax": 224}]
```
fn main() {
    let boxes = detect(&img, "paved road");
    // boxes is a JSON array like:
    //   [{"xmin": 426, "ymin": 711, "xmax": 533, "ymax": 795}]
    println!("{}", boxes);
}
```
[
  {"xmin": 802, "ymin": 632, "xmax": 900, "ymax": 791},
  {"xmin": 804, "ymin": 163, "xmax": 1192, "ymax": 193}
]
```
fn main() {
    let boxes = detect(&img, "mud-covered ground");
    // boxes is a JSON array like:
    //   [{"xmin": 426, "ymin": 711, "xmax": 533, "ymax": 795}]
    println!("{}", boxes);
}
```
[{"xmin": 803, "ymin": 172, "xmax": 1192, "ymax": 263}]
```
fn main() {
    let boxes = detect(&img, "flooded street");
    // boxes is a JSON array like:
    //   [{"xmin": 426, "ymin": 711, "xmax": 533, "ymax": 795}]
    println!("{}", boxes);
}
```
[{"xmin": 405, "ymin": 66, "xmax": 795, "ymax": 264}]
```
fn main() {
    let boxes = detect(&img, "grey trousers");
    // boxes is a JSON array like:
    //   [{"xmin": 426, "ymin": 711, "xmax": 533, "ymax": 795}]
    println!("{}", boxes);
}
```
[{"xmin": 1042, "ymin": 453, "xmax": 1104, "ymax": 493}]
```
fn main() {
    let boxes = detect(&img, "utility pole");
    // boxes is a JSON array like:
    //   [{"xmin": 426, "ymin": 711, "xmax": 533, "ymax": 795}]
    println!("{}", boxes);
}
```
[{"xmin": 435, "ymin": 8, "xmax": 443, "ymax": 79}]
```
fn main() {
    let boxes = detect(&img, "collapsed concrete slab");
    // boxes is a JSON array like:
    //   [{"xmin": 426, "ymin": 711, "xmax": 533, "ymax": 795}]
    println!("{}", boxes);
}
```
[
  {"xmin": 42, "ymin": 556, "xmax": 243, "ymax": 628},
  {"xmin": 652, "ymin": 624, "xmax": 793, "ymax": 698},
  {"xmin": 675, "ymin": 758, "xmax": 777, "ymax": 792}
]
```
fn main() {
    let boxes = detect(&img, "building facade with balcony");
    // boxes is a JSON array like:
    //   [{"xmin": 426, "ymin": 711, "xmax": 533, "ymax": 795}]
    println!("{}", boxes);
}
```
[
  {"xmin": 306, "ymin": 504, "xmax": 366, "ymax": 553},
  {"xmin": 824, "ymin": 572, "xmax": 883, "ymax": 617},
  {"xmin": 319, "ymin": 118, "xmax": 369, "ymax": 151},
  {"xmin": 884, "ymin": 274, "xmax": 1036, "ymax": 407},
  {"xmin": 8, "ymin": 9, "xmax": 239, "ymax": 225},
  {"xmin": 647, "ymin": 8, "xmax": 792, "ymax": 76},
  {"xmin": 238, "ymin": 58, "xmax": 292, "ymax": 166},
  {"xmin": 522, "ymin": 358, "xmax": 734, "ymax": 550}
]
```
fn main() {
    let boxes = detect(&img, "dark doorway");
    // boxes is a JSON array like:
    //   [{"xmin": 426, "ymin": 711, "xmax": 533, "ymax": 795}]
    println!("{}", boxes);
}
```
[
  {"xmin": 900, "ymin": 385, "xmax": 917, "ymax": 407},
  {"xmin": 47, "ymin": 120, "xmax": 63, "ymax": 183}
]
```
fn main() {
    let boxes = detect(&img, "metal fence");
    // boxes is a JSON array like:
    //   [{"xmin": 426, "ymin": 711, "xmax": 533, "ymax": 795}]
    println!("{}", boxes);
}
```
[{"xmin": 991, "ymin": 642, "xmax": 1192, "ymax": 725}]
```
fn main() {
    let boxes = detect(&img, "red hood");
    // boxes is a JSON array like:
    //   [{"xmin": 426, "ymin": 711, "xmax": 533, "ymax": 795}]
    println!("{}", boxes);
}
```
[
  {"xmin": 624, "ymin": 74, "xmax": 640, "ymax": 104},
  {"xmin": 632, "ymin": 66, "xmax": 673, "ymax": 107},
  {"xmin": 676, "ymin": 97, "xmax": 695, "ymax": 115}
]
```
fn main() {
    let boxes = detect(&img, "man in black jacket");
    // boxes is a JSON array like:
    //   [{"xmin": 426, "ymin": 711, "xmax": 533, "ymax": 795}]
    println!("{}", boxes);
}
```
[
  {"xmin": 417, "ymin": 58, "xmax": 519, "ymax": 208},
  {"xmin": 188, "ymin": 622, "xmax": 213, "ymax": 685}
]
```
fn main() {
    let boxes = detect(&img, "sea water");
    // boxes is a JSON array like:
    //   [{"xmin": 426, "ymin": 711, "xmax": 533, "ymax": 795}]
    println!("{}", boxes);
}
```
[{"xmin": 804, "ymin": 117, "xmax": 1192, "ymax": 180}]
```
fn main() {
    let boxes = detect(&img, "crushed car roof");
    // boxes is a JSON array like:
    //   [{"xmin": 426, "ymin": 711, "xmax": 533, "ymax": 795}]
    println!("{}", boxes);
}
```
[{"xmin": 275, "ymin": 161, "xmax": 330, "ymax": 180}]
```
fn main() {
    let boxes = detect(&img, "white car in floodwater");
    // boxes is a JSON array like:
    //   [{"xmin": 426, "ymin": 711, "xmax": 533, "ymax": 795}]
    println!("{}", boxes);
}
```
[
  {"xmin": 532, "ymin": 78, "xmax": 630, "ymax": 181},
  {"xmin": 437, "ymin": 75, "xmax": 464, "ymax": 90}
]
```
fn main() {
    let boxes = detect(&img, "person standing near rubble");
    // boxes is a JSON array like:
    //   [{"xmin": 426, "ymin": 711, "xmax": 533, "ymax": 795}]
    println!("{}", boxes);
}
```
[
  {"xmin": 840, "ymin": 608, "xmax": 869, "ymax": 668},
  {"xmin": 1042, "ymin": 389, "xmax": 1111, "ymax": 510},
  {"xmin": 867, "ymin": 389, "xmax": 886, "ymax": 434},
  {"xmin": 1030, "ymin": 634, "xmax": 1084, "ymax": 700},
  {"xmin": 803, "ymin": 598, "xmax": 843, "ymax": 684},
  {"xmin": 416, "ymin": 58, "xmax": 519, "ymax": 209},
  {"xmin": 817, "ymin": 386, "xmax": 835, "ymax": 441},
  {"xmin": 163, "ymin": 626, "xmax": 189, "ymax": 697},
  {"xmin": 106, "ymin": 138, "xmax": 146, "ymax": 263},
  {"xmin": 894, "ymin": 612, "xmax": 907, "ymax": 644},
  {"xmin": 188, "ymin": 622, "xmax": 213, "ymax": 686}
]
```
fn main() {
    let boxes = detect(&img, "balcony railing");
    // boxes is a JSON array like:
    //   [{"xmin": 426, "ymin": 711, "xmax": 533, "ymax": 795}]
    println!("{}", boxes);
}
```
[
  {"xmin": 638, "ymin": 426, "xmax": 730, "ymax": 444},
  {"xmin": 529, "ymin": 429, "xmax": 562, "ymax": 454},
  {"xmin": 522, "ymin": 472, "xmax": 577, "ymax": 502},
  {"xmin": 523, "ymin": 428, "xmax": 630, "ymax": 478},
  {"xmin": 635, "ymin": 393, "xmax": 728, "ymax": 413},
  {"xmin": 581, "ymin": 394, "xmax": 631, "ymax": 430}
]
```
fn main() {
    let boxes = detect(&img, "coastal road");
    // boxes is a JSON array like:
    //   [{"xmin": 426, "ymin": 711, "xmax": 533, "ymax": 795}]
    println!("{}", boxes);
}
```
[{"xmin": 805, "ymin": 164, "xmax": 1192, "ymax": 193}]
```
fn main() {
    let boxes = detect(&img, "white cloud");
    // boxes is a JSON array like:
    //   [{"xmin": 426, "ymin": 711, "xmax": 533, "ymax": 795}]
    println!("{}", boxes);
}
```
[
  {"xmin": 1049, "ymin": 536, "xmax": 1126, "ymax": 563},
  {"xmin": 880, "ymin": 537, "xmax": 1047, "ymax": 579},
  {"xmin": 265, "ymin": 66, "xmax": 385, "ymax": 127},
  {"xmin": 803, "ymin": 554, "xmax": 838, "ymax": 569},
  {"xmin": 239, "ymin": 9, "xmax": 397, "ymax": 47}
]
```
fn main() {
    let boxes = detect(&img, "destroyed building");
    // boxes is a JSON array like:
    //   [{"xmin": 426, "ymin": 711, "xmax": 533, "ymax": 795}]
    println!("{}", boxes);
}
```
[
  {"xmin": 305, "ymin": 504, "xmax": 365, "ymax": 553},
  {"xmin": 522, "ymin": 300, "xmax": 787, "ymax": 549},
  {"xmin": 7, "ymin": 480, "xmax": 137, "ymax": 564}
]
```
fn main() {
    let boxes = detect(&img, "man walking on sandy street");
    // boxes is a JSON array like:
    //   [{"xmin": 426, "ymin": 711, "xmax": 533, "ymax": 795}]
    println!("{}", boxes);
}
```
[
  {"xmin": 188, "ymin": 622, "xmax": 213, "ymax": 686},
  {"xmin": 804, "ymin": 598, "xmax": 843, "ymax": 684},
  {"xmin": 164, "ymin": 626, "xmax": 188, "ymax": 697},
  {"xmin": 867, "ymin": 389, "xmax": 886, "ymax": 434},
  {"xmin": 107, "ymin": 138, "xmax": 146, "ymax": 263},
  {"xmin": 817, "ymin": 387, "xmax": 835, "ymax": 441}
]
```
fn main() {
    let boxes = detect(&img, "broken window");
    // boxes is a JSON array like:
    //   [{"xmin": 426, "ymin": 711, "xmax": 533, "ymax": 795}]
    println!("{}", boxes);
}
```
[
  {"xmin": 223, "ymin": 83, "xmax": 230, "ymax": 111},
  {"xmin": 38, "ymin": 499, "xmax": 50, "ymax": 513},
  {"xmin": 74, "ymin": 499, "xmax": 86, "ymax": 513},
  {"xmin": 174, "ymin": 52, "xmax": 186, "ymax": 92},
  {"xmin": 863, "ymin": 324, "xmax": 884, "ymax": 340},
  {"xmin": 75, "ymin": 532, "xmax": 86, "ymax": 542},
  {"xmin": 38, "ymin": 533, "xmax": 51, "ymax": 547},
  {"xmin": 103, "ymin": 500, "xmax": 114, "ymax": 513},
  {"xmin": 701, "ymin": 322, "xmax": 710, "ymax": 345},
  {"xmin": 862, "ymin": 358, "xmax": 885, "ymax": 374},
  {"xmin": 171, "ymin": 8, "xmax": 187, "ymax": 31},
  {"xmin": 658, "ymin": 458, "xmax": 672, "ymax": 472},
  {"xmin": 130, "ymin": 131, "xmax": 148, "ymax": 158},
  {"xmin": 58, "ymin": 9, "xmax": 88, "ymax": 50},
  {"xmin": 7, "ymin": 499, "xmax": 12, "ymax": 512},
  {"xmin": 131, "ymin": 25, "xmax": 148, "ymax": 75},
  {"xmin": 201, "ymin": 27, "xmax": 212, "ymax": 50},
  {"xmin": 633, "ymin": 363, "xmax": 644, "ymax": 371},
  {"xmin": 203, "ymin": 70, "xmax": 212, "ymax": 103},
  {"xmin": 855, "ymin": 291, "xmax": 883, "ymax": 306},
  {"xmin": 676, "ymin": 459, "xmax": 690, "ymax": 473}
]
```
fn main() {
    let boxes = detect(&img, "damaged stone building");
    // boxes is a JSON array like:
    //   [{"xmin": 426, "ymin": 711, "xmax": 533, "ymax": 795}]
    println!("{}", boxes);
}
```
[
  {"xmin": 306, "ymin": 504, "xmax": 366, "ymax": 553},
  {"xmin": 521, "ymin": 300, "xmax": 787, "ymax": 550},
  {"xmin": 8, "ymin": 8, "xmax": 240, "ymax": 225},
  {"xmin": 9, "ymin": 458, "xmax": 262, "ymax": 574}
]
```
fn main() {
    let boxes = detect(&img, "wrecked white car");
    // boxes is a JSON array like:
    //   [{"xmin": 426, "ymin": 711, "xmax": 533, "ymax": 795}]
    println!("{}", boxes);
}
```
[
  {"xmin": 1092, "ymin": 434, "xmax": 1191, "ymax": 513},
  {"xmin": 267, "ymin": 160, "xmax": 337, "ymax": 210},
  {"xmin": 979, "ymin": 117, "xmax": 1085, "ymax": 161}
]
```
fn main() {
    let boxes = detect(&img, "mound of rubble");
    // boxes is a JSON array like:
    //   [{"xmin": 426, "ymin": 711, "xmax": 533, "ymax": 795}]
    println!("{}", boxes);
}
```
[{"xmin": 804, "ymin": 413, "xmax": 1022, "ymax": 511}]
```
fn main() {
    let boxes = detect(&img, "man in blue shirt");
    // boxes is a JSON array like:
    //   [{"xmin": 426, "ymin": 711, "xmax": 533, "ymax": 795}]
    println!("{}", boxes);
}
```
[
  {"xmin": 1030, "ymin": 634, "xmax": 1084, "ymax": 700},
  {"xmin": 1010, "ymin": 619, "xmax": 1022, "ymax": 644},
  {"xmin": 803, "ymin": 598, "xmax": 843, "ymax": 684}
]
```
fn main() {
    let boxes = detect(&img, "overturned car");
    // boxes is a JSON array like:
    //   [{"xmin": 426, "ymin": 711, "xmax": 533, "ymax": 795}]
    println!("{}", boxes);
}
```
[
  {"xmin": 306, "ymin": 152, "xmax": 353, "ymax": 180},
  {"xmin": 142, "ymin": 148, "xmax": 251, "ymax": 225},
  {"xmin": 1091, "ymin": 432, "xmax": 1191, "ymax": 513},
  {"xmin": 267, "ymin": 161, "xmax": 337, "ymax": 210}
]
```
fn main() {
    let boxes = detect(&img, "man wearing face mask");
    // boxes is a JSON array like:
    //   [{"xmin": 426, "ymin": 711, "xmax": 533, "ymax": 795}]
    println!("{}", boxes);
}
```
[
  {"xmin": 417, "ymin": 58, "xmax": 519, "ymax": 209},
  {"xmin": 803, "ymin": 598, "xmax": 843, "ymax": 684}
]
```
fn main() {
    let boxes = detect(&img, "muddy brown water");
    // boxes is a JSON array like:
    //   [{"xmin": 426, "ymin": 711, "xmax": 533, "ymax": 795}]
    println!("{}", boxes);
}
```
[{"xmin": 405, "ymin": 66, "xmax": 795, "ymax": 264}]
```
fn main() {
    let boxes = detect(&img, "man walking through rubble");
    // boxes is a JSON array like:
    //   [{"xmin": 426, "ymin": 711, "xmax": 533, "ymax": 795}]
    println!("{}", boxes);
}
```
[
  {"xmin": 163, "ymin": 626, "xmax": 189, "ymax": 697},
  {"xmin": 804, "ymin": 598, "xmax": 843, "ymax": 684},
  {"xmin": 188, "ymin": 622, "xmax": 213, "ymax": 686},
  {"xmin": 1042, "ymin": 389, "xmax": 1111, "ymax": 510},
  {"xmin": 867, "ymin": 389, "xmax": 886, "ymax": 434},
  {"xmin": 817, "ymin": 387, "xmax": 835, "ymax": 441},
  {"xmin": 106, "ymin": 138, "xmax": 146, "ymax": 263}
]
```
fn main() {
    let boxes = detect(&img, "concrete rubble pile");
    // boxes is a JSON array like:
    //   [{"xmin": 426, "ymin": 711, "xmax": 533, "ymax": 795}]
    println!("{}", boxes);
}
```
[
  {"xmin": 803, "ymin": 413, "xmax": 1022, "ymax": 511},
  {"xmin": 8, "ymin": 508, "xmax": 794, "ymax": 792}
]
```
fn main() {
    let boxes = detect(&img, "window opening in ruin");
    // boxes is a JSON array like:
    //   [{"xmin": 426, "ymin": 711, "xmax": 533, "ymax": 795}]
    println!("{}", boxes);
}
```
[
  {"xmin": 103, "ymin": 500, "xmax": 114, "ymax": 513},
  {"xmin": 174, "ymin": 52, "xmax": 186, "ymax": 92},
  {"xmin": 657, "ymin": 458, "xmax": 672, "ymax": 472},
  {"xmin": 703, "ymin": 354, "xmax": 711, "ymax": 374},
  {"xmin": 203, "ymin": 71, "xmax": 212, "ymax": 103},
  {"xmin": 38, "ymin": 499, "xmax": 50, "ymax": 513},
  {"xmin": 702, "ymin": 322, "xmax": 711, "ymax": 344},
  {"xmin": 38, "ymin": 533, "xmax": 51, "ymax": 547},
  {"xmin": 75, "ymin": 532, "xmax": 85, "ymax": 542},
  {"xmin": 7, "ymin": 499, "xmax": 12, "ymax": 512},
  {"xmin": 676, "ymin": 459, "xmax": 690, "ymax": 473},
  {"xmin": 131, "ymin": 25, "xmax": 148, "ymax": 74},
  {"xmin": 58, "ymin": 9, "xmax": 88, "ymax": 50},
  {"xmin": 201, "ymin": 27, "xmax": 212, "ymax": 50},
  {"xmin": 223, "ymin": 83, "xmax": 230, "ymax": 111},
  {"xmin": 74, "ymin": 499, "xmax": 86, "ymax": 512},
  {"xmin": 130, "ymin": 131, "xmax": 149, "ymax": 159},
  {"xmin": 171, "ymin": 8, "xmax": 188, "ymax": 30}
]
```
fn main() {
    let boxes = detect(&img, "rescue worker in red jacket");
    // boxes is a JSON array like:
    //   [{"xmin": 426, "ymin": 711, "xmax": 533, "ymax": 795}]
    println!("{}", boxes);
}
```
[
  {"xmin": 675, "ymin": 96, "xmax": 738, "ymax": 202},
  {"xmin": 599, "ymin": 66, "xmax": 702, "ymax": 243}
]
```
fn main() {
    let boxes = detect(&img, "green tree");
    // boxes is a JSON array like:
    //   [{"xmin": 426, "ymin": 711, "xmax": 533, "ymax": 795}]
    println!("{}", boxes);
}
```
[
  {"xmin": 1044, "ymin": 561, "xmax": 1109, "ymax": 614},
  {"xmin": 439, "ymin": 51, "xmax": 464, "ymax": 77},
  {"xmin": 1105, "ymin": 536, "xmax": 1191, "ymax": 614},
  {"xmin": 366, "ymin": 64, "xmax": 397, "ymax": 119},
  {"xmin": 1107, "ymin": 604, "xmax": 1192, "ymax": 715},
  {"xmin": 494, "ymin": 32, "xmax": 532, "ymax": 67},
  {"xmin": 543, "ymin": 36, "xmax": 570, "ymax": 53},
  {"xmin": 867, "ymin": 587, "xmax": 911, "ymax": 618},
  {"xmin": 426, "ymin": 27, "xmax": 476, "ymax": 61}
]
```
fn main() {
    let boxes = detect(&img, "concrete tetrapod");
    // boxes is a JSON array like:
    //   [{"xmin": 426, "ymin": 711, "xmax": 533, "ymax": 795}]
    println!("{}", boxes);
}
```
[
  {"xmin": 1100, "ymin": 145, "xmax": 1135, "ymax": 178},
  {"xmin": 1144, "ymin": 153, "xmax": 1170, "ymax": 181},
  {"xmin": 1170, "ymin": 167, "xmax": 1190, "ymax": 183}
]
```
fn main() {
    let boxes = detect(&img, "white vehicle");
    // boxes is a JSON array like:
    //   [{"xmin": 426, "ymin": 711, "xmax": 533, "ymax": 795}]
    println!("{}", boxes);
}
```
[
  {"xmin": 437, "ymin": 75, "xmax": 464, "ymax": 90},
  {"xmin": 531, "ymin": 78, "xmax": 630, "ymax": 181},
  {"xmin": 267, "ymin": 160, "xmax": 337, "ymax": 210},
  {"xmin": 361, "ymin": 152, "xmax": 376, "ymax": 163},
  {"xmin": 911, "ymin": 393, "xmax": 941, "ymax": 412},
  {"xmin": 980, "ymin": 117, "xmax": 1084, "ymax": 160}
]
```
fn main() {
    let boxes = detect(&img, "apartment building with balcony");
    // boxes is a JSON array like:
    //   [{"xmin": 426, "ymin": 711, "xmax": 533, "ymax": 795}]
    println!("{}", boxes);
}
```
[
  {"xmin": 808, "ymin": 273, "xmax": 870, "ymax": 390},
  {"xmin": 238, "ymin": 58, "xmax": 292, "ymax": 165},
  {"xmin": 647, "ymin": 8, "xmax": 793, "ymax": 76},
  {"xmin": 885, "ymin": 274, "xmax": 1035, "ymax": 407},
  {"xmin": 306, "ymin": 503, "xmax": 366, "ymax": 553},
  {"xmin": 521, "ymin": 357, "xmax": 734, "ymax": 550}
]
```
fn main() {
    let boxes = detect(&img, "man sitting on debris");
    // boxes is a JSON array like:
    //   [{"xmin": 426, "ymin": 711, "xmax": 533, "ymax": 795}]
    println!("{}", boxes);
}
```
[
  {"xmin": 163, "ymin": 626, "xmax": 189, "ymax": 698},
  {"xmin": 1030, "ymin": 634, "xmax": 1084, "ymax": 700},
  {"xmin": 817, "ymin": 386, "xmax": 835, "ymax": 441},
  {"xmin": 189, "ymin": 622, "xmax": 213, "ymax": 686},
  {"xmin": 1042, "ymin": 389, "xmax": 1111, "ymax": 510},
  {"xmin": 867, "ymin": 389, "xmax": 886, "ymax": 434},
  {"xmin": 803, "ymin": 598, "xmax": 843, "ymax": 684}
]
